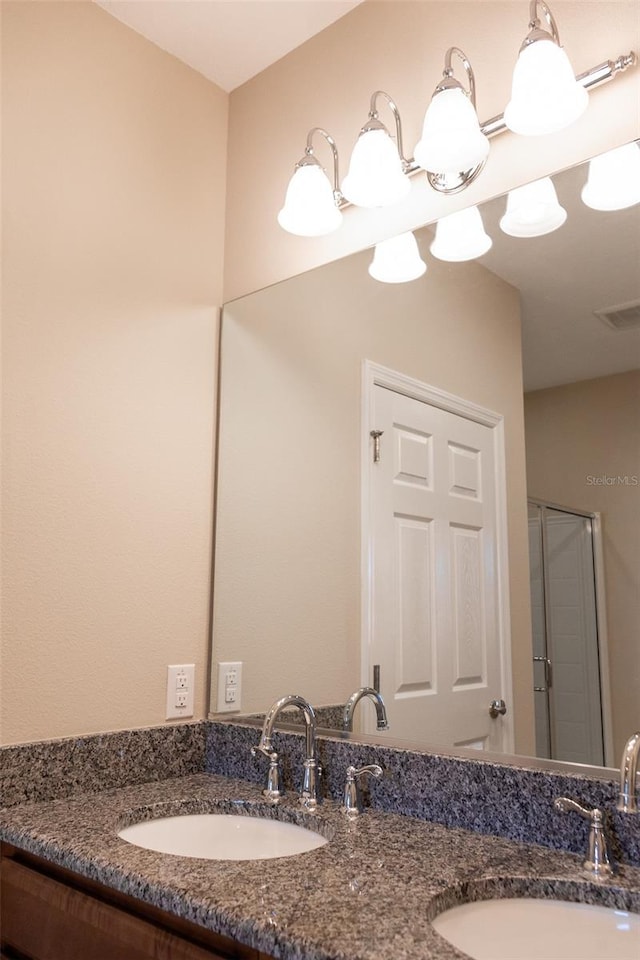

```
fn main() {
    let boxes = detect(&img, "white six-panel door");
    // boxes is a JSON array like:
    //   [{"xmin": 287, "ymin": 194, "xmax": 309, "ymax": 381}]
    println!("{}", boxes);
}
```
[{"xmin": 362, "ymin": 366, "xmax": 513, "ymax": 753}]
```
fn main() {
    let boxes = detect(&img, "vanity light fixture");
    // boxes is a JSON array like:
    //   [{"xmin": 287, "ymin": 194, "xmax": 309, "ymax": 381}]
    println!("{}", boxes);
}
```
[
  {"xmin": 500, "ymin": 176, "xmax": 567, "ymax": 237},
  {"xmin": 277, "ymin": 128, "xmax": 343, "ymax": 237},
  {"xmin": 276, "ymin": 3, "xmax": 636, "ymax": 235},
  {"xmin": 414, "ymin": 47, "xmax": 490, "ymax": 193},
  {"xmin": 504, "ymin": 0, "xmax": 588, "ymax": 136},
  {"xmin": 581, "ymin": 142, "xmax": 640, "ymax": 212},
  {"xmin": 430, "ymin": 206, "xmax": 492, "ymax": 262},
  {"xmin": 368, "ymin": 232, "xmax": 427, "ymax": 284},
  {"xmin": 341, "ymin": 91, "xmax": 412, "ymax": 208}
]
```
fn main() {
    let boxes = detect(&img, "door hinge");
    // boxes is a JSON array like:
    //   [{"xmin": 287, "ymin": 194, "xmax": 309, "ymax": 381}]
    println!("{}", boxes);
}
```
[
  {"xmin": 533, "ymin": 656, "xmax": 553, "ymax": 689},
  {"xmin": 370, "ymin": 430, "xmax": 383, "ymax": 463}
]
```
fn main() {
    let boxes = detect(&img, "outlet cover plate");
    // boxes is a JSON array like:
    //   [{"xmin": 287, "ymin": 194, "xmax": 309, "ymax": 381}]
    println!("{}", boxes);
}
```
[
  {"xmin": 216, "ymin": 661, "xmax": 243, "ymax": 713},
  {"xmin": 166, "ymin": 663, "xmax": 195, "ymax": 720}
]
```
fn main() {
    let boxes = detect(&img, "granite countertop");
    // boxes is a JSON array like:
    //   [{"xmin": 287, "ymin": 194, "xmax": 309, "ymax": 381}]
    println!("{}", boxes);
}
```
[{"xmin": 1, "ymin": 772, "xmax": 640, "ymax": 960}]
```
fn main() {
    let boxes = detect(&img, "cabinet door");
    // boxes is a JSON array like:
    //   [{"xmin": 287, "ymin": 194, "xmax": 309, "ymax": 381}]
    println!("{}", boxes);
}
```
[{"xmin": 0, "ymin": 854, "xmax": 261, "ymax": 960}]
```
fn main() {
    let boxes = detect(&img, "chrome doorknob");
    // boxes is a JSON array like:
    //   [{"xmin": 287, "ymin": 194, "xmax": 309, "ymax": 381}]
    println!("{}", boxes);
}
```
[{"xmin": 489, "ymin": 698, "xmax": 507, "ymax": 718}]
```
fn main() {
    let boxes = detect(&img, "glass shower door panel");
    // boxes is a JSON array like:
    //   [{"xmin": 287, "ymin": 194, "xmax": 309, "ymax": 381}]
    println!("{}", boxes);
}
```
[
  {"xmin": 528, "ymin": 504, "xmax": 551, "ymax": 758},
  {"xmin": 545, "ymin": 510, "xmax": 604, "ymax": 766}
]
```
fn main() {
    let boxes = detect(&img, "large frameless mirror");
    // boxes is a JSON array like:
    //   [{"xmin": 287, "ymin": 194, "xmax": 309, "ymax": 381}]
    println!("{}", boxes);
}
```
[{"xmin": 211, "ymin": 143, "xmax": 640, "ymax": 774}]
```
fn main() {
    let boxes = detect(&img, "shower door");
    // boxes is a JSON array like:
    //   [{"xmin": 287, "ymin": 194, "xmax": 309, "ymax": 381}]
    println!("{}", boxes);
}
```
[{"xmin": 527, "ymin": 501, "xmax": 605, "ymax": 766}]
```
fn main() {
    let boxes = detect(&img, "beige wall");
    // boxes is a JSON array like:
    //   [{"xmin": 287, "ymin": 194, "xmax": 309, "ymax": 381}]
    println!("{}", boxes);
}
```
[
  {"xmin": 224, "ymin": 1, "xmax": 640, "ymax": 301},
  {"xmin": 215, "ymin": 247, "xmax": 535, "ymax": 755},
  {"xmin": 524, "ymin": 371, "xmax": 640, "ymax": 757},
  {"xmin": 1, "ymin": 2, "xmax": 228, "ymax": 744}
]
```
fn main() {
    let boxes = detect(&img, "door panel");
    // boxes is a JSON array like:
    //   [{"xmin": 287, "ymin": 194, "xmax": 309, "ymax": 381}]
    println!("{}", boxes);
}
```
[
  {"xmin": 395, "ymin": 515, "xmax": 435, "ymax": 694},
  {"xmin": 451, "ymin": 524, "xmax": 485, "ymax": 687}
]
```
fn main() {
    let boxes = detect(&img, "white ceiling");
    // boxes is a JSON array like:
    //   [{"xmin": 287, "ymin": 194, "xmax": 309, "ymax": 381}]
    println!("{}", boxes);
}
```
[{"xmin": 95, "ymin": 0, "xmax": 363, "ymax": 92}]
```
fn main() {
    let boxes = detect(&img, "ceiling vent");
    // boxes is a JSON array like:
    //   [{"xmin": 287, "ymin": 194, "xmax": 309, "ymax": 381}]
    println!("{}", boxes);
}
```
[{"xmin": 594, "ymin": 299, "xmax": 640, "ymax": 331}]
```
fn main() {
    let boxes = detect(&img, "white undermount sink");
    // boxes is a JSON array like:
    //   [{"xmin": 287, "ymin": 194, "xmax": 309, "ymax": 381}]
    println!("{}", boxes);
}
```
[
  {"xmin": 118, "ymin": 812, "xmax": 328, "ymax": 861},
  {"xmin": 432, "ymin": 897, "xmax": 640, "ymax": 960}
]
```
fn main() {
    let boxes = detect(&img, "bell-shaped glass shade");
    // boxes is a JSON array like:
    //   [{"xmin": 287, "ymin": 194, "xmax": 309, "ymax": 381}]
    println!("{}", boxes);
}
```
[
  {"xmin": 500, "ymin": 176, "xmax": 567, "ymax": 237},
  {"xmin": 504, "ymin": 37, "xmax": 588, "ymax": 136},
  {"xmin": 368, "ymin": 232, "xmax": 427, "ymax": 284},
  {"xmin": 414, "ymin": 87, "xmax": 490, "ymax": 173},
  {"xmin": 277, "ymin": 164, "xmax": 343, "ymax": 237},
  {"xmin": 430, "ymin": 206, "xmax": 492, "ymax": 262},
  {"xmin": 341, "ymin": 128, "xmax": 411, "ymax": 208},
  {"xmin": 581, "ymin": 143, "xmax": 640, "ymax": 211}
]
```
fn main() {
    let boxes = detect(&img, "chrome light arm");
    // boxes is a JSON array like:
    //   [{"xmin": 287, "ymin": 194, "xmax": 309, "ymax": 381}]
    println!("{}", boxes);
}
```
[
  {"xmin": 525, "ymin": 0, "xmax": 561, "ymax": 48},
  {"xmin": 437, "ymin": 46, "xmax": 477, "ymax": 107},
  {"xmin": 366, "ymin": 90, "xmax": 411, "ymax": 171},
  {"xmin": 301, "ymin": 127, "xmax": 342, "ymax": 204}
]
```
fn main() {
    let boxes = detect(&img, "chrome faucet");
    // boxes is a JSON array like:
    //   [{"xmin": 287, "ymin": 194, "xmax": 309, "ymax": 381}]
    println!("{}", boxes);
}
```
[
  {"xmin": 554, "ymin": 796, "xmax": 613, "ymax": 879},
  {"xmin": 618, "ymin": 731, "xmax": 640, "ymax": 813},
  {"xmin": 252, "ymin": 694, "xmax": 321, "ymax": 809},
  {"xmin": 343, "ymin": 687, "xmax": 389, "ymax": 732}
]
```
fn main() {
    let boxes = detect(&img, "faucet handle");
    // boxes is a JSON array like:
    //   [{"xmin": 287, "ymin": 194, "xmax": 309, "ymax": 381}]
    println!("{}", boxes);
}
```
[
  {"xmin": 350, "ymin": 764, "xmax": 384, "ymax": 781},
  {"xmin": 554, "ymin": 796, "xmax": 614, "ymax": 879},
  {"xmin": 554, "ymin": 796, "xmax": 595, "ymax": 819},
  {"xmin": 251, "ymin": 746, "xmax": 282, "ymax": 802},
  {"xmin": 343, "ymin": 764, "xmax": 383, "ymax": 817}
]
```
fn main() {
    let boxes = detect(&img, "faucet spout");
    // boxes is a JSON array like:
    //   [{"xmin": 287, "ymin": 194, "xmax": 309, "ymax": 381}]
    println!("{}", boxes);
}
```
[
  {"xmin": 618, "ymin": 731, "xmax": 640, "ymax": 813},
  {"xmin": 259, "ymin": 693, "xmax": 317, "ymax": 761},
  {"xmin": 343, "ymin": 687, "xmax": 389, "ymax": 732}
]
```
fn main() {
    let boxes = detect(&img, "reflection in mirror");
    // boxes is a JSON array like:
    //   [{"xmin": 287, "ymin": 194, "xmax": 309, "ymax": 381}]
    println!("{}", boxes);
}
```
[{"xmin": 211, "ymin": 144, "xmax": 640, "ymax": 774}]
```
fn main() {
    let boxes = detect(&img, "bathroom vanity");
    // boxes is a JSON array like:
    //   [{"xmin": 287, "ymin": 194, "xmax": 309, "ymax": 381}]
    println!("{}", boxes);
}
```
[
  {"xmin": 2, "ymin": 771, "xmax": 639, "ymax": 960},
  {"xmin": 1, "ymin": 720, "xmax": 640, "ymax": 960}
]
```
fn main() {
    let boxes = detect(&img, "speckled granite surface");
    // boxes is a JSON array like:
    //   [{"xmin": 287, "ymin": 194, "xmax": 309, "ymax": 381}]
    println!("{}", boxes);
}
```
[
  {"xmin": 206, "ymin": 721, "xmax": 640, "ymax": 867},
  {"xmin": 4, "ymin": 717, "xmax": 639, "ymax": 869},
  {"xmin": 1, "ymin": 772, "xmax": 639, "ymax": 960},
  {"xmin": 0, "ymin": 722, "xmax": 205, "ymax": 808}
]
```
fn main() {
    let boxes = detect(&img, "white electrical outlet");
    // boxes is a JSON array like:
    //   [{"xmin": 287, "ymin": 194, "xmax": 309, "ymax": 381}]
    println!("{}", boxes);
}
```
[
  {"xmin": 166, "ymin": 664, "xmax": 195, "ymax": 720},
  {"xmin": 216, "ymin": 661, "xmax": 242, "ymax": 713}
]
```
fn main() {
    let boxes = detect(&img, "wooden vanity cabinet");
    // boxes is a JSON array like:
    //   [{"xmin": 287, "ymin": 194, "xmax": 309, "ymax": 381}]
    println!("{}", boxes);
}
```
[{"xmin": 0, "ymin": 843, "xmax": 276, "ymax": 960}]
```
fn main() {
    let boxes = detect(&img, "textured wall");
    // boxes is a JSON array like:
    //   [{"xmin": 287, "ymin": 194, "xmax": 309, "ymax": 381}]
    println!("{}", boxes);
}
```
[{"xmin": 1, "ymin": 2, "xmax": 228, "ymax": 744}]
